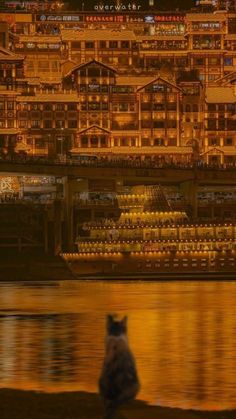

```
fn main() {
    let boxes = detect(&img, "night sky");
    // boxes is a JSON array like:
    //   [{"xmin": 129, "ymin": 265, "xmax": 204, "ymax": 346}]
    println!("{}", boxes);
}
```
[{"xmin": 67, "ymin": 1, "xmax": 196, "ymax": 11}]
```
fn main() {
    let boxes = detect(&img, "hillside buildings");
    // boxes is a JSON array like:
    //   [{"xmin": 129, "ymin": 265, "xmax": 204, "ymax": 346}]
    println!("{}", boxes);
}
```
[{"xmin": 0, "ymin": 7, "xmax": 235, "ymax": 165}]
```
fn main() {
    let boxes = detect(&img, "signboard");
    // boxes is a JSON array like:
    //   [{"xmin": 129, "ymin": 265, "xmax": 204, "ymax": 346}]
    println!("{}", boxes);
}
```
[
  {"xmin": 37, "ymin": 15, "xmax": 82, "ymax": 22},
  {"xmin": 36, "ymin": 13, "xmax": 185, "ymax": 24},
  {"xmin": 0, "ymin": 13, "xmax": 15, "ymax": 24},
  {"xmin": 0, "ymin": 176, "xmax": 20, "ymax": 195},
  {"xmin": 85, "ymin": 15, "xmax": 124, "ymax": 22}
]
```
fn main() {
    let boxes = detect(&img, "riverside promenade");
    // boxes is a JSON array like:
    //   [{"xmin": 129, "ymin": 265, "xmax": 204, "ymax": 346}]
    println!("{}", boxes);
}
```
[{"xmin": 0, "ymin": 389, "xmax": 235, "ymax": 419}]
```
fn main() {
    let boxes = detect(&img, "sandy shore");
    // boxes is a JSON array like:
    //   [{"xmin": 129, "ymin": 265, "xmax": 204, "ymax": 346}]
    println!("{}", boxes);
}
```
[{"xmin": 0, "ymin": 389, "xmax": 235, "ymax": 419}]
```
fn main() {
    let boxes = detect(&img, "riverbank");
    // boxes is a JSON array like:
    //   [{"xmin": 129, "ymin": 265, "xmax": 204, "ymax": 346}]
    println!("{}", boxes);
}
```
[
  {"xmin": 1, "ymin": 251, "xmax": 236, "ymax": 281},
  {"xmin": 0, "ymin": 389, "xmax": 235, "ymax": 419},
  {"xmin": 75, "ymin": 272, "xmax": 236, "ymax": 280},
  {"xmin": 0, "ymin": 251, "xmax": 75, "ymax": 281}
]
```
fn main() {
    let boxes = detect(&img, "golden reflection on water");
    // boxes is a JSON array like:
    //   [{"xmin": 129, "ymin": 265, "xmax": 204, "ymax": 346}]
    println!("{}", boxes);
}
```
[{"xmin": 0, "ymin": 280, "xmax": 235, "ymax": 410}]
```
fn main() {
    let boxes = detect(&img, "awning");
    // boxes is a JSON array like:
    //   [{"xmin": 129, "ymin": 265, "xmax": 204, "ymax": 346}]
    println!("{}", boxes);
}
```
[
  {"xmin": 0, "ymin": 129, "xmax": 20, "ymax": 135},
  {"xmin": 70, "ymin": 146, "xmax": 193, "ymax": 155}
]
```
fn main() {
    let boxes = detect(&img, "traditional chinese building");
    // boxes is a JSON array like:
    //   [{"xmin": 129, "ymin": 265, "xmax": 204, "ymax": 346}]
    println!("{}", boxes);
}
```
[{"xmin": 0, "ymin": 8, "xmax": 234, "ymax": 163}]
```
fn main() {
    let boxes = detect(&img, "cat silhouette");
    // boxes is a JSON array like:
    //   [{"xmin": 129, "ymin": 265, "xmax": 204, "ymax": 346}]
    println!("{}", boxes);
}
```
[{"xmin": 99, "ymin": 314, "xmax": 140, "ymax": 419}]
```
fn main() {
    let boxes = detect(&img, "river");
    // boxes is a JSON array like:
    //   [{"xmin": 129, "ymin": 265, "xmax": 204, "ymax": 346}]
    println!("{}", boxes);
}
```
[{"xmin": 0, "ymin": 280, "xmax": 235, "ymax": 411}]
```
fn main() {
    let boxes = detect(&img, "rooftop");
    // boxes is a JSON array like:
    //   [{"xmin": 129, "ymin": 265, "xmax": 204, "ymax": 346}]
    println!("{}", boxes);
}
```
[{"xmin": 61, "ymin": 28, "xmax": 136, "ymax": 41}]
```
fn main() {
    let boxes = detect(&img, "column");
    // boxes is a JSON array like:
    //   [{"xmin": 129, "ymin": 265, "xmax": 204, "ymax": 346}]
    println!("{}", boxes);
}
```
[
  {"xmin": 180, "ymin": 180, "xmax": 198, "ymax": 219},
  {"xmin": 63, "ymin": 176, "xmax": 75, "ymax": 251},
  {"xmin": 53, "ymin": 199, "xmax": 63, "ymax": 255},
  {"xmin": 44, "ymin": 209, "xmax": 49, "ymax": 253},
  {"xmin": 110, "ymin": 135, "xmax": 114, "ymax": 148}
]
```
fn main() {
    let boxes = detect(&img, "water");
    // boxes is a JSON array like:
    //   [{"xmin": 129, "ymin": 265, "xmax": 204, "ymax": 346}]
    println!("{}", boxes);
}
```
[{"xmin": 0, "ymin": 280, "xmax": 235, "ymax": 411}]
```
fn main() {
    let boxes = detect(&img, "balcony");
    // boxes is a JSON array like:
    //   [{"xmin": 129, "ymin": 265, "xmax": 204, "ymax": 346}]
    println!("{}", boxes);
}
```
[{"xmin": 112, "ymin": 122, "xmax": 138, "ymax": 130}]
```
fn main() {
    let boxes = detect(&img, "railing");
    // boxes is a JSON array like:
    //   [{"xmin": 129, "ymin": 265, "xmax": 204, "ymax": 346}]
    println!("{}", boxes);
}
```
[{"xmin": 1, "ymin": 155, "xmax": 236, "ymax": 171}]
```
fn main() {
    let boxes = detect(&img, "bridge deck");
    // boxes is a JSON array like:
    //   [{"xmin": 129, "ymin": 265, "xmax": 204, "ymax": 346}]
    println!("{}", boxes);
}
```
[{"xmin": 1, "ymin": 161, "xmax": 236, "ymax": 184}]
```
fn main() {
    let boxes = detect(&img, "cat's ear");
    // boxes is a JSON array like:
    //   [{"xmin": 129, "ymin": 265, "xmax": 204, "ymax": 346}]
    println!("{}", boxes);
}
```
[
  {"xmin": 107, "ymin": 314, "xmax": 114, "ymax": 327},
  {"xmin": 122, "ymin": 315, "xmax": 128, "ymax": 327}
]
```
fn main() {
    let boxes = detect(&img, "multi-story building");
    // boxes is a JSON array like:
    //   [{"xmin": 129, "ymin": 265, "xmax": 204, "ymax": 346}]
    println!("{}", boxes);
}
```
[
  {"xmin": 6, "ymin": 9, "xmax": 235, "ymax": 85},
  {"xmin": 204, "ymin": 72, "xmax": 236, "ymax": 165},
  {"xmin": 13, "ymin": 59, "xmax": 196, "ymax": 162},
  {"xmin": 0, "ymin": 46, "xmax": 25, "ymax": 155},
  {"xmin": 0, "ymin": 8, "xmax": 235, "ymax": 164}
]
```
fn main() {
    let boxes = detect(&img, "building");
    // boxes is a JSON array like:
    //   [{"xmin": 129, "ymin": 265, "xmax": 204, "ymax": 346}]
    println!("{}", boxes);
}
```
[{"xmin": 0, "ymin": 8, "xmax": 234, "ymax": 164}]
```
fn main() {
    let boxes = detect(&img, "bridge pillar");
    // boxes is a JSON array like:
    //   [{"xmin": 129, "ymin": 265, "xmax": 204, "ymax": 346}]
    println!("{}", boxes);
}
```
[
  {"xmin": 180, "ymin": 180, "xmax": 198, "ymax": 218},
  {"xmin": 44, "ymin": 210, "xmax": 48, "ymax": 253},
  {"xmin": 63, "ymin": 177, "xmax": 75, "ymax": 252},
  {"xmin": 53, "ymin": 199, "xmax": 63, "ymax": 255}
]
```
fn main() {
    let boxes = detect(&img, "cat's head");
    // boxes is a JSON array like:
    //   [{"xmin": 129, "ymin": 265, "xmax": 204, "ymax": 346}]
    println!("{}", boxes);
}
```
[{"xmin": 107, "ymin": 314, "xmax": 127, "ymax": 336}]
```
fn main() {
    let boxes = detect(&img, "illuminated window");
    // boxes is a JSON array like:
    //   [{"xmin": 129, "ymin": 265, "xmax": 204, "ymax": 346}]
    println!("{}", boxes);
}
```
[
  {"xmin": 85, "ymin": 42, "xmax": 94, "ymax": 49},
  {"xmin": 55, "ymin": 104, "xmax": 64, "ymax": 111},
  {"xmin": 91, "ymin": 136, "xmax": 98, "ymax": 146},
  {"xmin": 32, "ymin": 104, "xmax": 41, "ymax": 111},
  {"xmin": 44, "ymin": 104, "xmax": 52, "ymax": 111},
  {"xmin": 153, "ymin": 138, "xmax": 164, "ymax": 146},
  {"xmin": 224, "ymin": 138, "xmax": 233, "ymax": 146},
  {"xmin": 224, "ymin": 57, "xmax": 233, "ymax": 66},
  {"xmin": 7, "ymin": 102, "xmax": 14, "ymax": 110},
  {"xmin": 168, "ymin": 138, "xmax": 177, "ymax": 146},
  {"xmin": 68, "ymin": 103, "xmax": 77, "ymax": 111},
  {"xmin": 120, "ymin": 138, "xmax": 129, "ymax": 146},
  {"xmin": 100, "ymin": 136, "xmax": 107, "ymax": 147},
  {"xmin": 68, "ymin": 120, "xmax": 77, "ymax": 128},
  {"xmin": 56, "ymin": 120, "xmax": 64, "ymax": 128},
  {"xmin": 121, "ymin": 41, "xmax": 129, "ymax": 48},
  {"xmin": 44, "ymin": 120, "xmax": 52, "ymax": 129},
  {"xmin": 71, "ymin": 41, "xmax": 81, "ymax": 49},
  {"xmin": 19, "ymin": 121, "xmax": 28, "ymax": 128},
  {"xmin": 141, "ymin": 138, "xmax": 150, "ymax": 146},
  {"xmin": 81, "ymin": 136, "xmax": 88, "ymax": 146},
  {"xmin": 185, "ymin": 104, "xmax": 191, "ymax": 112},
  {"xmin": 35, "ymin": 139, "xmax": 46, "ymax": 149},
  {"xmin": 109, "ymin": 41, "xmax": 118, "ymax": 48},
  {"xmin": 31, "ymin": 120, "xmax": 40, "ymax": 128}
]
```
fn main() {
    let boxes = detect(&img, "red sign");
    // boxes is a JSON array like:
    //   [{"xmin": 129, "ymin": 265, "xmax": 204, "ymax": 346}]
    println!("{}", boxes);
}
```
[
  {"xmin": 85, "ymin": 15, "xmax": 124, "ymax": 22},
  {"xmin": 154, "ymin": 15, "xmax": 185, "ymax": 22}
]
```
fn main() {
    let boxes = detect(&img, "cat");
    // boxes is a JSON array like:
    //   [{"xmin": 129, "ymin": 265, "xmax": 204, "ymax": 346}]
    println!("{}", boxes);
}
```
[{"xmin": 99, "ymin": 314, "xmax": 140, "ymax": 419}]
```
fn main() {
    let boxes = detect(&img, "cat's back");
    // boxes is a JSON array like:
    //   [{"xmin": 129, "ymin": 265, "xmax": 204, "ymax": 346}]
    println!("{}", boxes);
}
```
[{"xmin": 99, "ymin": 335, "xmax": 140, "ymax": 403}]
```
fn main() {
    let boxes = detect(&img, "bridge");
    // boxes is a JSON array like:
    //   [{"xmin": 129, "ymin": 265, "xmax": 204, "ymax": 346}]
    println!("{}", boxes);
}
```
[{"xmin": 1, "ymin": 160, "xmax": 236, "ymax": 185}]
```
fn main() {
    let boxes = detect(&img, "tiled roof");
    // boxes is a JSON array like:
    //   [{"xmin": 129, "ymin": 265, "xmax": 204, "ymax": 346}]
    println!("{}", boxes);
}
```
[
  {"xmin": 136, "ymin": 35, "xmax": 185, "ymax": 41},
  {"xmin": 17, "ymin": 93, "xmax": 79, "ymax": 102},
  {"xmin": 0, "ymin": 46, "xmax": 24, "ymax": 61},
  {"xmin": 61, "ymin": 60, "xmax": 78, "ymax": 76},
  {"xmin": 137, "ymin": 76, "xmax": 181, "ymax": 92},
  {"xmin": 19, "ymin": 35, "xmax": 61, "ymax": 43},
  {"xmin": 78, "ymin": 125, "xmax": 111, "ymax": 134},
  {"xmin": 39, "ymin": 78, "xmax": 62, "ymax": 84},
  {"xmin": 61, "ymin": 28, "xmax": 136, "ymax": 41},
  {"xmin": 206, "ymin": 87, "xmax": 236, "ymax": 103},
  {"xmin": 0, "ymin": 90, "xmax": 21, "ymax": 96},
  {"xmin": 64, "ymin": 59, "xmax": 117, "ymax": 77},
  {"xmin": 0, "ymin": 128, "xmax": 20, "ymax": 134},
  {"xmin": 214, "ymin": 71, "xmax": 236, "ymax": 86},
  {"xmin": 116, "ymin": 75, "xmax": 158, "ymax": 86}
]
